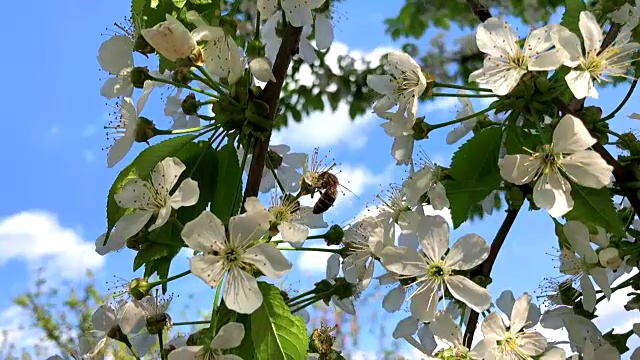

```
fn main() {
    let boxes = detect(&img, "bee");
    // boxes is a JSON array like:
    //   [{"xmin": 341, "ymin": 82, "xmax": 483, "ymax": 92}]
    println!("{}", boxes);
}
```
[{"xmin": 312, "ymin": 171, "xmax": 340, "ymax": 214}]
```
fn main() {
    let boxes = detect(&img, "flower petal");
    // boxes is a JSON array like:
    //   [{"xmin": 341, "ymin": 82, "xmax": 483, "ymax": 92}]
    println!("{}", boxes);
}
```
[
  {"xmin": 476, "ymin": 17, "xmax": 519, "ymax": 58},
  {"xmin": 243, "ymin": 243, "xmax": 292, "ymax": 279},
  {"xmin": 109, "ymin": 211, "xmax": 154, "ymax": 248},
  {"xmin": 481, "ymin": 312, "xmax": 506, "ymax": 342},
  {"xmin": 445, "ymin": 275, "xmax": 491, "ymax": 313},
  {"xmin": 92, "ymin": 305, "xmax": 117, "ymax": 331},
  {"xmin": 517, "ymin": 331, "xmax": 548, "ymax": 356},
  {"xmin": 326, "ymin": 253, "xmax": 341, "ymax": 280},
  {"xmin": 170, "ymin": 178, "xmax": 200, "ymax": 208},
  {"xmin": 552, "ymin": 25, "xmax": 583, "ymax": 66},
  {"xmin": 95, "ymin": 232, "xmax": 125, "ymax": 255},
  {"xmin": 410, "ymin": 283, "xmax": 440, "ymax": 322},
  {"xmin": 418, "ymin": 215, "xmax": 450, "ymax": 263},
  {"xmin": 565, "ymin": 70, "xmax": 597, "ymax": 100},
  {"xmin": 181, "ymin": 210, "xmax": 227, "ymax": 253},
  {"xmin": 430, "ymin": 313, "xmax": 463, "ymax": 347},
  {"xmin": 167, "ymin": 346, "xmax": 203, "ymax": 360},
  {"xmin": 107, "ymin": 132, "xmax": 136, "ymax": 168},
  {"xmin": 381, "ymin": 246, "xmax": 427, "ymax": 276},
  {"xmin": 563, "ymin": 221, "xmax": 598, "ymax": 263},
  {"xmin": 281, "ymin": 0, "xmax": 314, "ymax": 27},
  {"xmin": 445, "ymin": 234, "xmax": 490, "ymax": 270},
  {"xmin": 229, "ymin": 205, "xmax": 270, "ymax": 247},
  {"xmin": 189, "ymin": 254, "xmax": 226, "ymax": 287},
  {"xmin": 499, "ymin": 154, "xmax": 540, "ymax": 185},
  {"xmin": 314, "ymin": 12, "xmax": 334, "ymax": 50},
  {"xmin": 250, "ymin": 57, "xmax": 276, "ymax": 82},
  {"xmin": 100, "ymin": 76, "xmax": 133, "ymax": 99},
  {"xmin": 552, "ymin": 114, "xmax": 596, "ymax": 153},
  {"xmin": 579, "ymin": 11, "xmax": 603, "ymax": 55},
  {"xmin": 98, "ymin": 35, "xmax": 134, "ymax": 74},
  {"xmin": 509, "ymin": 293, "xmax": 532, "ymax": 333},
  {"xmin": 581, "ymin": 275, "xmax": 597, "ymax": 312},
  {"xmin": 211, "ymin": 322, "xmax": 245, "ymax": 349},
  {"xmin": 562, "ymin": 150, "xmax": 612, "ymax": 188},
  {"xmin": 224, "ymin": 267, "xmax": 263, "ymax": 314},
  {"xmin": 496, "ymin": 290, "xmax": 516, "ymax": 319},
  {"xmin": 532, "ymin": 173, "xmax": 573, "ymax": 218},
  {"xmin": 118, "ymin": 301, "xmax": 147, "ymax": 334},
  {"xmin": 152, "ymin": 157, "xmax": 187, "ymax": 195},
  {"xmin": 115, "ymin": 179, "xmax": 153, "ymax": 209},
  {"xmin": 383, "ymin": 286, "xmax": 405, "ymax": 313}
]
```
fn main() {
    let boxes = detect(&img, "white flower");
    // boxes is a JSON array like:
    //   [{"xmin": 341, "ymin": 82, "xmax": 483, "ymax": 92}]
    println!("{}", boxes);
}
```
[
  {"xmin": 560, "ymin": 220, "xmax": 611, "ymax": 312},
  {"xmin": 381, "ymin": 215, "xmax": 491, "ymax": 321},
  {"xmin": 105, "ymin": 80, "xmax": 154, "ymax": 168},
  {"xmin": 242, "ymin": 144, "xmax": 306, "ymax": 193},
  {"xmin": 552, "ymin": 11, "xmax": 640, "ymax": 99},
  {"xmin": 249, "ymin": 57, "xmax": 276, "ymax": 82},
  {"xmin": 430, "ymin": 312, "xmax": 487, "ymax": 359},
  {"xmin": 609, "ymin": 2, "xmax": 640, "ymax": 31},
  {"xmin": 258, "ymin": 0, "xmax": 326, "ymax": 27},
  {"xmin": 392, "ymin": 316, "xmax": 438, "ymax": 356},
  {"xmin": 97, "ymin": 35, "xmax": 134, "ymax": 99},
  {"xmin": 599, "ymin": 247, "xmax": 623, "ymax": 270},
  {"xmin": 402, "ymin": 154, "xmax": 449, "ymax": 209},
  {"xmin": 182, "ymin": 198, "xmax": 292, "ymax": 314},
  {"xmin": 341, "ymin": 217, "xmax": 392, "ymax": 290},
  {"xmin": 564, "ymin": 315, "xmax": 620, "ymax": 359},
  {"xmin": 188, "ymin": 11, "xmax": 244, "ymax": 85},
  {"xmin": 378, "ymin": 271, "xmax": 408, "ymax": 313},
  {"xmin": 446, "ymin": 92, "xmax": 479, "ymax": 144},
  {"xmin": 379, "ymin": 110, "xmax": 415, "ymax": 165},
  {"xmin": 165, "ymin": 89, "xmax": 200, "ymax": 130},
  {"xmin": 168, "ymin": 322, "xmax": 245, "ymax": 360},
  {"xmin": 268, "ymin": 193, "xmax": 328, "ymax": 247},
  {"xmin": 483, "ymin": 293, "xmax": 547, "ymax": 359},
  {"xmin": 84, "ymin": 300, "xmax": 148, "ymax": 357},
  {"xmin": 499, "ymin": 114, "xmax": 613, "ymax": 218},
  {"xmin": 496, "ymin": 290, "xmax": 541, "ymax": 329},
  {"xmin": 374, "ymin": 184, "xmax": 416, "ymax": 228},
  {"xmin": 97, "ymin": 157, "xmax": 199, "ymax": 255},
  {"xmin": 469, "ymin": 18, "xmax": 565, "ymax": 95},
  {"xmin": 263, "ymin": 12, "xmax": 319, "ymax": 65},
  {"xmin": 367, "ymin": 52, "xmax": 427, "ymax": 120},
  {"xmin": 142, "ymin": 14, "xmax": 202, "ymax": 63},
  {"xmin": 314, "ymin": 9, "xmax": 334, "ymax": 50}
]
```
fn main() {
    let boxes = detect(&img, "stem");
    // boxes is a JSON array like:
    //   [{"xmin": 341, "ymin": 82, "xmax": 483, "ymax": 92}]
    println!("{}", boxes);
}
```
[
  {"xmin": 188, "ymin": 129, "xmax": 220, "ymax": 177},
  {"xmin": 234, "ymin": 139, "xmax": 252, "ymax": 214},
  {"xmin": 290, "ymin": 296, "xmax": 322, "ymax": 314},
  {"xmin": 242, "ymin": 24, "xmax": 303, "ymax": 207},
  {"xmin": 429, "ymin": 102, "xmax": 498, "ymax": 131},
  {"xmin": 192, "ymin": 66, "xmax": 230, "ymax": 97},
  {"xmin": 197, "ymin": 113, "xmax": 216, "ymax": 121},
  {"xmin": 278, "ymin": 246, "xmax": 340, "ymax": 253},
  {"xmin": 306, "ymin": 234, "xmax": 326, "ymax": 240},
  {"xmin": 266, "ymin": 156, "xmax": 287, "ymax": 194},
  {"xmin": 432, "ymin": 81, "xmax": 493, "ymax": 92},
  {"xmin": 463, "ymin": 206, "xmax": 522, "ymax": 348},
  {"xmin": 286, "ymin": 288, "xmax": 318, "ymax": 304},
  {"xmin": 148, "ymin": 75, "xmax": 217, "ymax": 98},
  {"xmin": 169, "ymin": 124, "xmax": 214, "ymax": 134},
  {"xmin": 254, "ymin": 12, "xmax": 261, "ymax": 39},
  {"xmin": 601, "ymin": 78, "xmax": 638, "ymax": 121},
  {"xmin": 463, "ymin": 0, "xmax": 492, "ymax": 22},
  {"xmin": 211, "ymin": 282, "xmax": 223, "ymax": 331},
  {"xmin": 171, "ymin": 218, "xmax": 184, "ymax": 231},
  {"xmin": 158, "ymin": 333, "xmax": 166, "ymax": 360},
  {"xmin": 605, "ymin": 128, "xmax": 624, "ymax": 138},
  {"xmin": 197, "ymin": 99, "xmax": 218, "ymax": 106},
  {"xmin": 172, "ymin": 320, "xmax": 211, "ymax": 326},
  {"xmin": 431, "ymin": 92, "xmax": 496, "ymax": 98},
  {"xmin": 149, "ymin": 270, "xmax": 191, "ymax": 288}
]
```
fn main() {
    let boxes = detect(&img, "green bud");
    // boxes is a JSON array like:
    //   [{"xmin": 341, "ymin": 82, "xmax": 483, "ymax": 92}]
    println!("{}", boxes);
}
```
[
  {"xmin": 617, "ymin": 132, "xmax": 640, "ymax": 155},
  {"xmin": 246, "ymin": 40, "xmax": 266, "ymax": 58},
  {"xmin": 181, "ymin": 93, "xmax": 199, "ymax": 115},
  {"xmin": 128, "ymin": 277, "xmax": 152, "ymax": 300},
  {"xmin": 135, "ymin": 116, "xmax": 156, "ymax": 143},
  {"xmin": 248, "ymin": 99, "xmax": 270, "ymax": 117},
  {"xmin": 265, "ymin": 149, "xmax": 284, "ymax": 170},
  {"xmin": 534, "ymin": 76, "xmax": 549, "ymax": 94},
  {"xmin": 324, "ymin": 224, "xmax": 344, "ymax": 246},
  {"xmin": 130, "ymin": 66, "xmax": 151, "ymax": 89}
]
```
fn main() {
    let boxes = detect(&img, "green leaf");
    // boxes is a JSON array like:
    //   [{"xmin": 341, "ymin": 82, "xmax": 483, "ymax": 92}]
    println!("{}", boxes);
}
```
[
  {"xmin": 251, "ymin": 282, "xmax": 308, "ymax": 360},
  {"xmin": 565, "ymin": 184, "xmax": 624, "ymax": 236},
  {"xmin": 444, "ymin": 127, "xmax": 504, "ymax": 228},
  {"xmin": 210, "ymin": 143, "xmax": 242, "ymax": 224},
  {"xmin": 172, "ymin": 0, "xmax": 187, "ymax": 7},
  {"xmin": 174, "ymin": 141, "xmax": 218, "ymax": 224},
  {"xmin": 215, "ymin": 300, "xmax": 255, "ymax": 359},
  {"xmin": 561, "ymin": 0, "xmax": 587, "ymax": 36},
  {"xmin": 133, "ymin": 243, "xmax": 174, "ymax": 271},
  {"xmin": 106, "ymin": 134, "xmax": 198, "ymax": 240},
  {"xmin": 189, "ymin": 0, "xmax": 212, "ymax": 4}
]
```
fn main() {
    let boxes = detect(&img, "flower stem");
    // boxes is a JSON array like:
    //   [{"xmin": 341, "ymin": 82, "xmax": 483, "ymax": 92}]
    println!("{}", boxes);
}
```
[
  {"xmin": 278, "ymin": 246, "xmax": 340, "ymax": 253},
  {"xmin": 158, "ymin": 333, "xmax": 166, "ymax": 360},
  {"xmin": 285, "ymin": 288, "xmax": 318, "ymax": 304},
  {"xmin": 254, "ymin": 11, "xmax": 261, "ymax": 39},
  {"xmin": 605, "ymin": 128, "xmax": 624, "ymax": 138},
  {"xmin": 432, "ymin": 81, "xmax": 493, "ymax": 93},
  {"xmin": 148, "ymin": 75, "xmax": 218, "ymax": 98},
  {"xmin": 169, "ymin": 124, "xmax": 215, "ymax": 134},
  {"xmin": 602, "ymin": 78, "xmax": 638, "ymax": 121},
  {"xmin": 306, "ymin": 234, "xmax": 326, "ymax": 240},
  {"xmin": 431, "ymin": 92, "xmax": 496, "ymax": 98},
  {"xmin": 193, "ymin": 66, "xmax": 229, "ymax": 96},
  {"xmin": 188, "ymin": 129, "xmax": 221, "ymax": 177},
  {"xmin": 148, "ymin": 270, "xmax": 191, "ymax": 289},
  {"xmin": 429, "ymin": 102, "xmax": 498, "ymax": 131},
  {"xmin": 172, "ymin": 320, "xmax": 211, "ymax": 326},
  {"xmin": 266, "ymin": 156, "xmax": 287, "ymax": 194},
  {"xmin": 197, "ymin": 113, "xmax": 216, "ymax": 121},
  {"xmin": 171, "ymin": 218, "xmax": 185, "ymax": 231},
  {"xmin": 211, "ymin": 282, "xmax": 223, "ymax": 331},
  {"xmin": 290, "ymin": 296, "xmax": 322, "ymax": 314}
]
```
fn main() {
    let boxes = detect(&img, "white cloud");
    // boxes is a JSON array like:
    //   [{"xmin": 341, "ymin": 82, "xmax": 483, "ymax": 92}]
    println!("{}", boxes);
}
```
[
  {"xmin": 0, "ymin": 211, "xmax": 104, "ymax": 279},
  {"xmin": 295, "ymin": 245, "xmax": 340, "ymax": 275},
  {"xmin": 271, "ymin": 41, "xmax": 398, "ymax": 151}
]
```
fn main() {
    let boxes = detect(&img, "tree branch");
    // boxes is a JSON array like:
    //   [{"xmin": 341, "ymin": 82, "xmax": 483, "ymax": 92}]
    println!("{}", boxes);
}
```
[
  {"xmin": 242, "ymin": 24, "xmax": 303, "ymax": 205},
  {"xmin": 463, "ymin": 205, "xmax": 522, "ymax": 348},
  {"xmin": 464, "ymin": 0, "xmax": 492, "ymax": 22}
]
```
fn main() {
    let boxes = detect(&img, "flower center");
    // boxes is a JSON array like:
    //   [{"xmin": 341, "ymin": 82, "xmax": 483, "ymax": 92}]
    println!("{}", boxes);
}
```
[
  {"xmin": 497, "ymin": 332, "xmax": 530, "ymax": 358},
  {"xmin": 270, "ymin": 205, "xmax": 292, "ymax": 223},
  {"xmin": 224, "ymin": 248, "xmax": 241, "ymax": 265},
  {"xmin": 582, "ymin": 53, "xmax": 605, "ymax": 80},
  {"xmin": 508, "ymin": 50, "xmax": 529, "ymax": 70},
  {"xmin": 427, "ymin": 262, "xmax": 449, "ymax": 281}
]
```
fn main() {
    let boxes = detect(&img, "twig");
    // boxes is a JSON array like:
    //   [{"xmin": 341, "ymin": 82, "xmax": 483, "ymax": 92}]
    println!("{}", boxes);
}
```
[
  {"xmin": 464, "ymin": 0, "xmax": 492, "ymax": 22},
  {"xmin": 463, "ymin": 206, "xmax": 522, "ymax": 348},
  {"xmin": 242, "ymin": 24, "xmax": 303, "ymax": 206}
]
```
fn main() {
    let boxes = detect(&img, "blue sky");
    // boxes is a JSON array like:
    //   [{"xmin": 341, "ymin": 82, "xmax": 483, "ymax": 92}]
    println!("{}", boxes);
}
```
[{"xmin": 0, "ymin": 0, "xmax": 639, "ymax": 358}]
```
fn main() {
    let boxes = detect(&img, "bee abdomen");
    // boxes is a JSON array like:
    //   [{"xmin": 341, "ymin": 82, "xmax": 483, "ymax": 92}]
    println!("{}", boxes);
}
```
[{"xmin": 313, "ymin": 188, "xmax": 337, "ymax": 214}]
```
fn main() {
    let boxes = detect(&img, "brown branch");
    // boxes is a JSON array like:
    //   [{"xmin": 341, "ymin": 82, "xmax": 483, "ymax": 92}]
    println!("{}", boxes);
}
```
[
  {"xmin": 463, "ymin": 205, "xmax": 522, "ymax": 348},
  {"xmin": 464, "ymin": 0, "xmax": 492, "ymax": 22},
  {"xmin": 242, "ymin": 25, "xmax": 303, "ymax": 205}
]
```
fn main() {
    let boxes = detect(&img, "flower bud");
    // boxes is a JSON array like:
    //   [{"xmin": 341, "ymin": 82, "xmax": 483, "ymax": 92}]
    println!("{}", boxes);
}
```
[
  {"xmin": 130, "ymin": 67, "xmax": 151, "ymax": 89},
  {"xmin": 534, "ymin": 76, "xmax": 549, "ymax": 93},
  {"xmin": 135, "ymin": 116, "xmax": 157, "ymax": 143},
  {"xmin": 412, "ymin": 116, "xmax": 428, "ymax": 140},
  {"xmin": 246, "ymin": 40, "xmax": 266, "ymax": 59},
  {"xmin": 599, "ymin": 247, "xmax": 622, "ymax": 270},
  {"xmin": 324, "ymin": 224, "xmax": 344, "ymax": 246},
  {"xmin": 265, "ymin": 149, "xmax": 283, "ymax": 170},
  {"xmin": 129, "ymin": 278, "xmax": 152, "ymax": 300},
  {"xmin": 181, "ymin": 93, "xmax": 199, "ymax": 116}
]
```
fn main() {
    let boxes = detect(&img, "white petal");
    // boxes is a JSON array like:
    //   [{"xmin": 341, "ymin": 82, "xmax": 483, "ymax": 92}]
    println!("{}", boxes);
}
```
[
  {"xmin": 298, "ymin": 39, "xmax": 318, "ymax": 64},
  {"xmin": 170, "ymin": 178, "xmax": 200, "ymax": 208},
  {"xmin": 98, "ymin": 35, "xmax": 134, "ymax": 74},
  {"xmin": 563, "ymin": 221, "xmax": 598, "ymax": 263},
  {"xmin": 429, "ymin": 182, "xmax": 450, "ymax": 210},
  {"xmin": 496, "ymin": 290, "xmax": 516, "ymax": 319},
  {"xmin": 257, "ymin": 0, "xmax": 277, "ymax": 18},
  {"xmin": 410, "ymin": 283, "xmax": 440, "ymax": 322},
  {"xmin": 149, "ymin": 204, "xmax": 172, "ymax": 232},
  {"xmin": 115, "ymin": 178, "xmax": 154, "ymax": 209},
  {"xmin": 168, "ymin": 346, "xmax": 203, "ymax": 360},
  {"xmin": 383, "ymin": 286, "xmax": 405, "ymax": 313},
  {"xmin": 445, "ymin": 234, "xmax": 490, "ymax": 270},
  {"xmin": 540, "ymin": 306, "xmax": 573, "ymax": 329},
  {"xmin": 228, "ymin": 207, "xmax": 270, "ymax": 247},
  {"xmin": 92, "ymin": 305, "xmax": 117, "ymax": 331},
  {"xmin": 565, "ymin": 70, "xmax": 598, "ymax": 100},
  {"xmin": 417, "ymin": 324, "xmax": 437, "ymax": 354},
  {"xmin": 107, "ymin": 132, "xmax": 136, "ymax": 168},
  {"xmin": 562, "ymin": 150, "xmax": 612, "ymax": 188},
  {"xmin": 381, "ymin": 246, "xmax": 427, "ymax": 276},
  {"xmin": 224, "ymin": 267, "xmax": 263, "ymax": 314},
  {"xmin": 523, "ymin": 25, "xmax": 553, "ymax": 57},
  {"xmin": 281, "ymin": 0, "xmax": 314, "ymax": 27},
  {"xmin": 446, "ymin": 125, "xmax": 472, "ymax": 145},
  {"xmin": 419, "ymin": 215, "xmax": 450, "ymax": 262},
  {"xmin": 367, "ymin": 74, "xmax": 395, "ymax": 96},
  {"xmin": 278, "ymin": 222, "xmax": 309, "ymax": 247},
  {"xmin": 393, "ymin": 316, "xmax": 419, "ymax": 339},
  {"xmin": 581, "ymin": 275, "xmax": 597, "ymax": 312},
  {"xmin": 109, "ymin": 211, "xmax": 154, "ymax": 247},
  {"xmin": 476, "ymin": 18, "xmax": 519, "ymax": 58},
  {"xmin": 141, "ymin": 15, "xmax": 196, "ymax": 62},
  {"xmin": 189, "ymin": 254, "xmax": 226, "ymax": 287},
  {"xmin": 509, "ymin": 293, "xmax": 532, "ymax": 333},
  {"xmin": 499, "ymin": 155, "xmax": 540, "ymax": 185},
  {"xmin": 552, "ymin": 114, "xmax": 596, "ymax": 153},
  {"xmin": 517, "ymin": 331, "xmax": 548, "ymax": 356},
  {"xmin": 181, "ymin": 210, "xmax": 226, "ymax": 253},
  {"xmin": 95, "ymin": 232, "xmax": 125, "ymax": 255},
  {"xmin": 552, "ymin": 25, "xmax": 584, "ymax": 66},
  {"xmin": 482, "ymin": 312, "xmax": 506, "ymax": 341},
  {"xmin": 342, "ymin": 252, "xmax": 369, "ymax": 284},
  {"xmin": 250, "ymin": 58, "xmax": 276, "ymax": 82},
  {"xmin": 445, "ymin": 275, "xmax": 492, "ymax": 312},
  {"xmin": 529, "ymin": 48, "xmax": 568, "ymax": 70},
  {"xmin": 211, "ymin": 322, "xmax": 244, "ymax": 349},
  {"xmin": 333, "ymin": 296, "xmax": 355, "ymax": 315},
  {"xmin": 100, "ymin": 76, "xmax": 133, "ymax": 99},
  {"xmin": 314, "ymin": 13, "xmax": 334, "ymax": 50},
  {"xmin": 326, "ymin": 253, "xmax": 341, "ymax": 279},
  {"xmin": 533, "ymin": 174, "xmax": 573, "ymax": 218},
  {"xmin": 589, "ymin": 267, "xmax": 612, "ymax": 299},
  {"xmin": 430, "ymin": 313, "xmax": 463, "ymax": 347},
  {"xmin": 152, "ymin": 157, "xmax": 187, "ymax": 194},
  {"xmin": 244, "ymin": 196, "xmax": 267, "ymax": 214},
  {"xmin": 243, "ymin": 243, "xmax": 292, "ymax": 279},
  {"xmin": 118, "ymin": 301, "xmax": 147, "ymax": 334},
  {"xmin": 298, "ymin": 207, "xmax": 328, "ymax": 229},
  {"xmin": 579, "ymin": 11, "xmax": 603, "ymax": 55}
]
